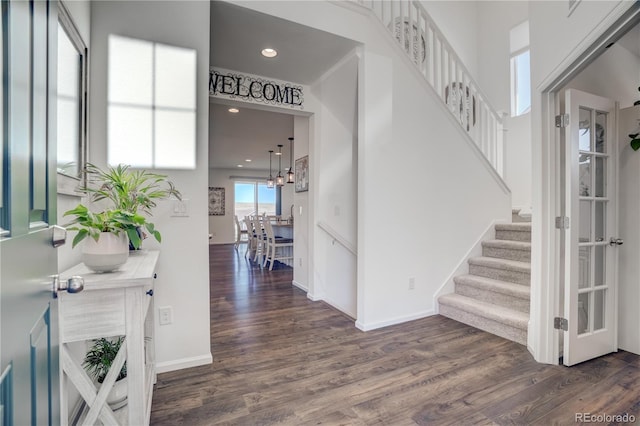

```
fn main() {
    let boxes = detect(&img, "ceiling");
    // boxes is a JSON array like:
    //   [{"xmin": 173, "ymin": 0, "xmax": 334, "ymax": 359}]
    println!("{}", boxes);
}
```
[
  {"xmin": 616, "ymin": 24, "xmax": 640, "ymax": 58},
  {"xmin": 209, "ymin": 103, "xmax": 294, "ymax": 172},
  {"xmin": 209, "ymin": 2, "xmax": 359, "ymax": 172},
  {"xmin": 210, "ymin": 1, "xmax": 358, "ymax": 85}
]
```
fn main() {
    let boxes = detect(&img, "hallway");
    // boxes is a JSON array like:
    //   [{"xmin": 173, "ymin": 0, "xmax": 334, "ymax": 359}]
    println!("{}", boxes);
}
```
[{"xmin": 149, "ymin": 245, "xmax": 640, "ymax": 425}]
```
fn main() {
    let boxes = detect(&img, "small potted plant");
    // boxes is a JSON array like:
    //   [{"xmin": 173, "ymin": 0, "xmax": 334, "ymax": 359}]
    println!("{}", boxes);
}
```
[
  {"xmin": 83, "ymin": 337, "xmax": 128, "ymax": 410},
  {"xmin": 64, "ymin": 163, "xmax": 181, "ymax": 271}
]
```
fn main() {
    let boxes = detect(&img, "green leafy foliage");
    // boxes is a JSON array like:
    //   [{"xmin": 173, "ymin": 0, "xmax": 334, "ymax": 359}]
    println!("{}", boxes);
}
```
[
  {"xmin": 64, "ymin": 164, "xmax": 181, "ymax": 249},
  {"xmin": 83, "ymin": 337, "xmax": 127, "ymax": 383}
]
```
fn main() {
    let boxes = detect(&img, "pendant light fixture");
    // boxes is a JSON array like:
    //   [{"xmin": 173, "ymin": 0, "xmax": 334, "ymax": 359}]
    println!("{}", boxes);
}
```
[
  {"xmin": 267, "ymin": 150, "xmax": 275, "ymax": 188},
  {"xmin": 287, "ymin": 137, "xmax": 294, "ymax": 184},
  {"xmin": 276, "ymin": 144, "xmax": 285, "ymax": 186}
]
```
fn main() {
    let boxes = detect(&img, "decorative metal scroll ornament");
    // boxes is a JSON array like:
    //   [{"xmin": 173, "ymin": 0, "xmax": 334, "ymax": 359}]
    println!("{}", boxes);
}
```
[
  {"xmin": 209, "ymin": 69, "xmax": 304, "ymax": 110},
  {"xmin": 445, "ymin": 82, "xmax": 477, "ymax": 131},
  {"xmin": 390, "ymin": 17, "xmax": 427, "ymax": 64}
]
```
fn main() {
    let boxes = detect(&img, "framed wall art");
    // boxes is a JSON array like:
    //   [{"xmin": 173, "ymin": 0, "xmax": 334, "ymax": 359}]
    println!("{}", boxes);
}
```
[
  {"xmin": 208, "ymin": 187, "xmax": 225, "ymax": 216},
  {"xmin": 294, "ymin": 156, "xmax": 309, "ymax": 193}
]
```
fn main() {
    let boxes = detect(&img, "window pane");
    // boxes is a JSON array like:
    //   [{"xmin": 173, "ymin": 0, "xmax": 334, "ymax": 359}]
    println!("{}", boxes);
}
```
[
  {"xmin": 515, "ymin": 50, "xmax": 530, "ymax": 116},
  {"xmin": 108, "ymin": 35, "xmax": 152, "ymax": 105},
  {"xmin": 108, "ymin": 106, "xmax": 152, "ymax": 167},
  {"xmin": 155, "ymin": 110, "xmax": 196, "ymax": 169},
  {"xmin": 155, "ymin": 44, "xmax": 196, "ymax": 109},
  {"xmin": 235, "ymin": 182, "xmax": 256, "ymax": 219},
  {"xmin": 257, "ymin": 184, "xmax": 276, "ymax": 216}
]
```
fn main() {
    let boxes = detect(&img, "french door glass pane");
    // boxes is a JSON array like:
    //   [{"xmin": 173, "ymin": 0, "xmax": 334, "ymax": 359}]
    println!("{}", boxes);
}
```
[
  {"xmin": 595, "ymin": 111, "xmax": 606, "ymax": 153},
  {"xmin": 595, "ymin": 157, "xmax": 606, "ymax": 197},
  {"xmin": 594, "ymin": 201, "xmax": 605, "ymax": 242},
  {"xmin": 579, "ymin": 200, "xmax": 591, "ymax": 242},
  {"xmin": 594, "ymin": 289, "xmax": 605, "ymax": 331},
  {"xmin": 578, "ymin": 292, "xmax": 590, "ymax": 335},
  {"xmin": 594, "ymin": 246, "xmax": 605, "ymax": 287},
  {"xmin": 579, "ymin": 154, "xmax": 591, "ymax": 196},
  {"xmin": 578, "ymin": 107, "xmax": 591, "ymax": 151},
  {"xmin": 579, "ymin": 246, "xmax": 590, "ymax": 290}
]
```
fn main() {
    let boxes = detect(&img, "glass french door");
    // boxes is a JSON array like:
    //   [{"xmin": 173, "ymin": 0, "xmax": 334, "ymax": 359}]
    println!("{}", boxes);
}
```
[
  {"xmin": 563, "ymin": 89, "xmax": 618, "ymax": 366},
  {"xmin": 0, "ymin": 1, "xmax": 61, "ymax": 424}
]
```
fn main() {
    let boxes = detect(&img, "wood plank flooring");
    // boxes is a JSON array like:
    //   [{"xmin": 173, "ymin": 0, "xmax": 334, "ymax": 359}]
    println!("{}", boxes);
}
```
[{"xmin": 150, "ymin": 244, "xmax": 640, "ymax": 425}]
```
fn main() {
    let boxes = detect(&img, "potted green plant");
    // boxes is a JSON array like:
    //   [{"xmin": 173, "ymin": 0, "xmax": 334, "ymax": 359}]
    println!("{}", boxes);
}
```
[
  {"xmin": 83, "ymin": 337, "xmax": 128, "ymax": 410},
  {"xmin": 64, "ymin": 164, "xmax": 181, "ymax": 271}
]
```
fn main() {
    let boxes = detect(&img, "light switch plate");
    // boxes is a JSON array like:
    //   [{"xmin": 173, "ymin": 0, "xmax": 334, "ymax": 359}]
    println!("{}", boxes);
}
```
[{"xmin": 171, "ymin": 199, "xmax": 189, "ymax": 217}]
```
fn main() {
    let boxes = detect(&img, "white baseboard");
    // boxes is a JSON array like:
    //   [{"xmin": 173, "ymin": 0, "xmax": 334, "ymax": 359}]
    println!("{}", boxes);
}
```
[
  {"xmin": 292, "ymin": 280, "xmax": 308, "ymax": 292},
  {"xmin": 355, "ymin": 309, "xmax": 435, "ymax": 331},
  {"xmin": 307, "ymin": 291, "xmax": 323, "ymax": 302},
  {"xmin": 155, "ymin": 353, "xmax": 213, "ymax": 374}
]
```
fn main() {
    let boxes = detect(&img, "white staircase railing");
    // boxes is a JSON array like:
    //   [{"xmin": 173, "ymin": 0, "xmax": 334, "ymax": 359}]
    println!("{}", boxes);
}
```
[{"xmin": 352, "ymin": 0, "xmax": 506, "ymax": 178}]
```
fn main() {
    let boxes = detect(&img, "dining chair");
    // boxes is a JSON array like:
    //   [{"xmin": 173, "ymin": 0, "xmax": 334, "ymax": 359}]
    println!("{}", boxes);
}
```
[
  {"xmin": 234, "ymin": 215, "xmax": 249, "ymax": 250},
  {"xmin": 252, "ymin": 216, "xmax": 268, "ymax": 264},
  {"xmin": 263, "ymin": 220, "xmax": 294, "ymax": 270}
]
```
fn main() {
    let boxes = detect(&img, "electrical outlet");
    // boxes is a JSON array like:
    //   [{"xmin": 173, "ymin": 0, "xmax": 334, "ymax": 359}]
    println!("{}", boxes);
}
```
[
  {"xmin": 299, "ymin": 258, "xmax": 303, "ymax": 267},
  {"xmin": 408, "ymin": 277, "xmax": 415, "ymax": 290},
  {"xmin": 159, "ymin": 306, "xmax": 173, "ymax": 325}
]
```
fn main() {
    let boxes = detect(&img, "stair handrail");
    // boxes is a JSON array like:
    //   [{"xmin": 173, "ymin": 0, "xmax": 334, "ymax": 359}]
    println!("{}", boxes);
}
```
[
  {"xmin": 347, "ymin": 0, "xmax": 506, "ymax": 179},
  {"xmin": 317, "ymin": 221, "xmax": 357, "ymax": 255}
]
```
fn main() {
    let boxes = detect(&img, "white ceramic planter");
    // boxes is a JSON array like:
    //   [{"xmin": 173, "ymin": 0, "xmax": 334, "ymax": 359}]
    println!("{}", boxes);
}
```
[
  {"xmin": 106, "ymin": 377, "xmax": 128, "ymax": 410},
  {"xmin": 82, "ymin": 232, "xmax": 129, "ymax": 272}
]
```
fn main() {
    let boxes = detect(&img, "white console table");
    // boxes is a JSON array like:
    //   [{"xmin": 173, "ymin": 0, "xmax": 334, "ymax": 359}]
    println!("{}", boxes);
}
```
[{"xmin": 58, "ymin": 250, "xmax": 159, "ymax": 425}]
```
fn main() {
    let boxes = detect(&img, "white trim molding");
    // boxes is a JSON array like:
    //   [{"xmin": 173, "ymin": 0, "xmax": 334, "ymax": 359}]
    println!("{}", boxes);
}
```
[{"xmin": 155, "ymin": 353, "xmax": 213, "ymax": 374}]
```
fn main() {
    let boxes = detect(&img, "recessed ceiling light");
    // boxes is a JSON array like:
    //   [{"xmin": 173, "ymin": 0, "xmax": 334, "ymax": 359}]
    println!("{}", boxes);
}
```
[
  {"xmin": 237, "ymin": 164, "xmax": 243, "ymax": 168},
  {"xmin": 245, "ymin": 159, "xmax": 252, "ymax": 162},
  {"xmin": 228, "ymin": 108, "xmax": 239, "ymax": 113},
  {"xmin": 261, "ymin": 48, "xmax": 277, "ymax": 58}
]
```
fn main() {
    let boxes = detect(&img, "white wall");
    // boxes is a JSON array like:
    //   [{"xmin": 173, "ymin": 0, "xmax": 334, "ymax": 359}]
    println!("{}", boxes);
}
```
[
  {"xmin": 419, "ymin": 1, "xmax": 479, "ymax": 78},
  {"xmin": 293, "ymin": 115, "xmax": 310, "ymax": 291},
  {"xmin": 89, "ymin": 0, "xmax": 211, "ymax": 372},
  {"xmin": 566, "ymin": 44, "xmax": 640, "ymax": 109},
  {"xmin": 618, "ymin": 105, "xmax": 640, "ymax": 355},
  {"xmin": 237, "ymin": 1, "xmax": 511, "ymax": 330},
  {"xmin": 528, "ymin": 0, "xmax": 636, "ymax": 362},
  {"xmin": 477, "ymin": 1, "xmax": 531, "ymax": 211},
  {"xmin": 310, "ymin": 52, "xmax": 359, "ymax": 317}
]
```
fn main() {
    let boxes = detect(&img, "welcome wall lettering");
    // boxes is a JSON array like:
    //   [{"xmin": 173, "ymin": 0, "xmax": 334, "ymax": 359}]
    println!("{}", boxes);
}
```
[{"xmin": 209, "ymin": 69, "xmax": 304, "ymax": 109}]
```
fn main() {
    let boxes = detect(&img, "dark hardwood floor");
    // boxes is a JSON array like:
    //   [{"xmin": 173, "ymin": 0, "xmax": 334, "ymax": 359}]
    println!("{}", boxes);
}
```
[{"xmin": 150, "ymin": 244, "xmax": 640, "ymax": 425}]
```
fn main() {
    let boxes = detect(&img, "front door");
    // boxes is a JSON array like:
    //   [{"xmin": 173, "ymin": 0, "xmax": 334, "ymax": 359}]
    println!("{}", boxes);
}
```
[
  {"xmin": 562, "ymin": 89, "xmax": 619, "ymax": 366},
  {"xmin": 1, "ymin": 1, "xmax": 61, "ymax": 424}
]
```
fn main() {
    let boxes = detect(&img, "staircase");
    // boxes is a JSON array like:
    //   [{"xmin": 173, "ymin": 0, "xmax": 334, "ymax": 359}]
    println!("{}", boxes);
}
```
[{"xmin": 438, "ymin": 211, "xmax": 531, "ymax": 345}]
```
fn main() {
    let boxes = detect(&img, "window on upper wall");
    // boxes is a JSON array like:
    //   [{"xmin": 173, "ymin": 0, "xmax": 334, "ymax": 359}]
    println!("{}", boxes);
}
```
[
  {"xmin": 108, "ymin": 35, "xmax": 196, "ymax": 169},
  {"xmin": 57, "ymin": 2, "xmax": 88, "ymax": 192},
  {"xmin": 510, "ymin": 20, "xmax": 531, "ymax": 117}
]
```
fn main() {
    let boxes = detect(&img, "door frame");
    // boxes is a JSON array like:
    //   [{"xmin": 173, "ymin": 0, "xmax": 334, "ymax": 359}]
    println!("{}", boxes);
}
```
[{"xmin": 530, "ymin": 2, "xmax": 640, "ymax": 365}]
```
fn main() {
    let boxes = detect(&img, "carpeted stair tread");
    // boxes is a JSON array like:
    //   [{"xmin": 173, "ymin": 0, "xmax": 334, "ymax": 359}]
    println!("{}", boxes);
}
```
[
  {"xmin": 453, "ymin": 274, "xmax": 530, "ymax": 300},
  {"xmin": 495, "ymin": 222, "xmax": 531, "ymax": 232},
  {"xmin": 438, "ymin": 293, "xmax": 528, "ymax": 330},
  {"xmin": 482, "ymin": 239, "xmax": 531, "ymax": 251},
  {"xmin": 468, "ymin": 256, "xmax": 531, "ymax": 274},
  {"xmin": 482, "ymin": 239, "xmax": 531, "ymax": 262}
]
